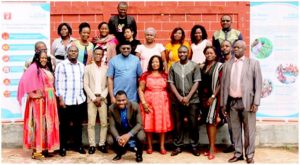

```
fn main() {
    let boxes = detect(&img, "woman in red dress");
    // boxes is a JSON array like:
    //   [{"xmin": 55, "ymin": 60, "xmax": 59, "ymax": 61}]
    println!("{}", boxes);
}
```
[
  {"xmin": 18, "ymin": 51, "xmax": 60, "ymax": 159},
  {"xmin": 138, "ymin": 55, "xmax": 173, "ymax": 155}
]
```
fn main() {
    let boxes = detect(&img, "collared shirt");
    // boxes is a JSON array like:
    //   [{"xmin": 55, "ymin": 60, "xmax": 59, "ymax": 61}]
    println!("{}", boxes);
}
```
[
  {"xmin": 107, "ymin": 54, "xmax": 142, "ymax": 102},
  {"xmin": 168, "ymin": 60, "xmax": 201, "ymax": 103},
  {"xmin": 230, "ymin": 56, "xmax": 245, "ymax": 97},
  {"xmin": 51, "ymin": 37, "xmax": 76, "ymax": 64},
  {"xmin": 55, "ymin": 58, "xmax": 86, "ymax": 105},
  {"xmin": 94, "ymin": 63, "xmax": 108, "ymax": 96},
  {"xmin": 120, "ymin": 107, "xmax": 130, "ymax": 131}
]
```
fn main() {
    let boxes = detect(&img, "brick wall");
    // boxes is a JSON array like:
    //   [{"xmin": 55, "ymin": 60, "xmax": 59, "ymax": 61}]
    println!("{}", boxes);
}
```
[{"xmin": 50, "ymin": 1, "xmax": 249, "ymax": 48}]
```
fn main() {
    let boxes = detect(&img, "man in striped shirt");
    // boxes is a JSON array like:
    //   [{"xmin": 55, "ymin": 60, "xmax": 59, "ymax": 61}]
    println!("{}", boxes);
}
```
[{"xmin": 55, "ymin": 44, "xmax": 87, "ymax": 156}]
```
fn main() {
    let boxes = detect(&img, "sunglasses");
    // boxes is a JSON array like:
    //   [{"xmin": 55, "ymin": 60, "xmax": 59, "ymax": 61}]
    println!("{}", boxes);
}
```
[{"xmin": 222, "ymin": 20, "xmax": 231, "ymax": 22}]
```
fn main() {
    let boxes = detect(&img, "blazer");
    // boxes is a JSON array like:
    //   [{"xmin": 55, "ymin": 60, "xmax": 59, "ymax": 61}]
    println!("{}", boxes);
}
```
[
  {"xmin": 83, "ymin": 63, "xmax": 108, "ymax": 103},
  {"xmin": 108, "ymin": 101, "xmax": 143, "ymax": 139},
  {"xmin": 220, "ymin": 57, "xmax": 262, "ymax": 111}
]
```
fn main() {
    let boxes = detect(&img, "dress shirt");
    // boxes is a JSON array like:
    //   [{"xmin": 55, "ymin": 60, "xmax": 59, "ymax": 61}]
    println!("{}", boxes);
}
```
[
  {"xmin": 55, "ymin": 59, "xmax": 86, "ymax": 105},
  {"xmin": 230, "ymin": 56, "xmax": 245, "ymax": 97}
]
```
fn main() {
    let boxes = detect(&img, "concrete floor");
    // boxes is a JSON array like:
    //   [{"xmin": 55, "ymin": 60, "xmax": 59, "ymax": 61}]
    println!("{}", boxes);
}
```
[{"xmin": 1, "ymin": 146, "xmax": 298, "ymax": 164}]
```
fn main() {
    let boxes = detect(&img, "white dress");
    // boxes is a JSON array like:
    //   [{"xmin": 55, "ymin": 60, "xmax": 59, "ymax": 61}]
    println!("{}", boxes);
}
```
[
  {"xmin": 135, "ymin": 43, "xmax": 165, "ymax": 72},
  {"xmin": 191, "ymin": 39, "xmax": 209, "ymax": 64}
]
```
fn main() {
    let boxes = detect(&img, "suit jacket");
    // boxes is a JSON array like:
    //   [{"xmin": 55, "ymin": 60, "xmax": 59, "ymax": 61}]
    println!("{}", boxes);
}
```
[
  {"xmin": 220, "ymin": 57, "xmax": 262, "ymax": 111},
  {"xmin": 108, "ymin": 101, "xmax": 143, "ymax": 139},
  {"xmin": 83, "ymin": 63, "xmax": 108, "ymax": 103}
]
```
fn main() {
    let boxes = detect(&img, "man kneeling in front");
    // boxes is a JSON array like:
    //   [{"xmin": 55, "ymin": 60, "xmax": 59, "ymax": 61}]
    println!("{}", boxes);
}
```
[{"xmin": 107, "ymin": 90, "xmax": 145, "ymax": 162}]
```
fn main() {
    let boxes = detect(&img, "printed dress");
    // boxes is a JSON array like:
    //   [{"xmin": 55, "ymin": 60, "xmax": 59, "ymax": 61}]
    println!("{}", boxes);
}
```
[
  {"xmin": 139, "ymin": 72, "xmax": 173, "ymax": 133},
  {"xmin": 23, "ymin": 69, "xmax": 60, "ymax": 152}
]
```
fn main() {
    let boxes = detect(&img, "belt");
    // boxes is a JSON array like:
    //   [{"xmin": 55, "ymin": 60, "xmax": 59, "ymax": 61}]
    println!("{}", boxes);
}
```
[
  {"xmin": 55, "ymin": 55, "xmax": 65, "ymax": 60},
  {"xmin": 95, "ymin": 94, "xmax": 101, "ymax": 97},
  {"xmin": 229, "ymin": 96, "xmax": 242, "ymax": 100}
]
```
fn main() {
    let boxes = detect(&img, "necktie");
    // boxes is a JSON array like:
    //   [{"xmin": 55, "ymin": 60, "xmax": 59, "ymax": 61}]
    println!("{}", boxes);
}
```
[{"xmin": 83, "ymin": 46, "xmax": 88, "ymax": 65}]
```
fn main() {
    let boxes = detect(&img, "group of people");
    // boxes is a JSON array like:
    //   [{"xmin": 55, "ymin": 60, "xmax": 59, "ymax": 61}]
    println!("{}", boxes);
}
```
[{"xmin": 17, "ymin": 2, "xmax": 263, "ymax": 164}]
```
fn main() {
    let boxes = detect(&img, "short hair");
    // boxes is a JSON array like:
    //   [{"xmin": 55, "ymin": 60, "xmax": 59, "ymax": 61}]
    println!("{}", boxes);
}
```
[
  {"xmin": 178, "ymin": 45, "xmax": 189, "ymax": 52},
  {"xmin": 34, "ymin": 41, "xmax": 46, "ymax": 51},
  {"xmin": 118, "ymin": 1, "xmax": 128, "ymax": 8},
  {"xmin": 144, "ymin": 27, "xmax": 156, "ymax": 35},
  {"xmin": 93, "ymin": 46, "xmax": 104, "ymax": 53},
  {"xmin": 97, "ymin": 21, "xmax": 109, "ymax": 30},
  {"xmin": 79, "ymin": 22, "xmax": 90, "ymax": 33},
  {"xmin": 221, "ymin": 14, "xmax": 232, "ymax": 21},
  {"xmin": 67, "ymin": 44, "xmax": 78, "ymax": 52},
  {"xmin": 119, "ymin": 40, "xmax": 131, "ymax": 47},
  {"xmin": 57, "ymin": 22, "xmax": 72, "ymax": 36},
  {"xmin": 170, "ymin": 27, "xmax": 185, "ymax": 45},
  {"xmin": 115, "ymin": 90, "xmax": 127, "ymax": 97},
  {"xmin": 147, "ymin": 55, "xmax": 164, "ymax": 72},
  {"xmin": 190, "ymin": 25, "xmax": 208, "ymax": 44},
  {"xmin": 221, "ymin": 40, "xmax": 232, "ymax": 46}
]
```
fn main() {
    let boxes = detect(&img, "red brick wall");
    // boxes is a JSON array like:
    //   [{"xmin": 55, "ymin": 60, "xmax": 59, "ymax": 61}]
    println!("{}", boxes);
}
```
[{"xmin": 50, "ymin": 1, "xmax": 249, "ymax": 47}]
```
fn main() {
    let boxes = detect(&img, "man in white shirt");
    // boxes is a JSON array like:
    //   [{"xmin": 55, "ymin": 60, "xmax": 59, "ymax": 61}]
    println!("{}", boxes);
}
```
[{"xmin": 55, "ymin": 44, "xmax": 86, "ymax": 156}]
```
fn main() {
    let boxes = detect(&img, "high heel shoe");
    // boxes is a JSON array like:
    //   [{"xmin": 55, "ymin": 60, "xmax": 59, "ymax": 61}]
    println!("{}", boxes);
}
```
[
  {"xmin": 160, "ymin": 149, "xmax": 167, "ymax": 155},
  {"xmin": 208, "ymin": 153, "xmax": 215, "ymax": 160},
  {"xmin": 146, "ymin": 149, "xmax": 153, "ymax": 154},
  {"xmin": 32, "ymin": 152, "xmax": 45, "ymax": 160}
]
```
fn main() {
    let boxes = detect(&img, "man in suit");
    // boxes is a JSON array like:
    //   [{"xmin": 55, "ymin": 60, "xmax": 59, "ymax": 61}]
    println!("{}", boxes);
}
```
[
  {"xmin": 220, "ymin": 40, "xmax": 262, "ymax": 164},
  {"xmin": 84, "ymin": 47, "xmax": 108, "ymax": 154},
  {"xmin": 107, "ymin": 90, "xmax": 145, "ymax": 162},
  {"xmin": 108, "ymin": 1, "xmax": 137, "ymax": 44}
]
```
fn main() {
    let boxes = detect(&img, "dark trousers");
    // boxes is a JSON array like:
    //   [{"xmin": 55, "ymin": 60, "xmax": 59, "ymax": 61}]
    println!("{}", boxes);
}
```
[
  {"xmin": 173, "ymin": 103, "xmax": 200, "ymax": 148},
  {"xmin": 107, "ymin": 131, "xmax": 145, "ymax": 156},
  {"xmin": 58, "ymin": 103, "xmax": 84, "ymax": 149}
]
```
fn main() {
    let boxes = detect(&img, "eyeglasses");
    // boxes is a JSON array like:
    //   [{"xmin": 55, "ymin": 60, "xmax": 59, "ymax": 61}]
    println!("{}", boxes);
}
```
[
  {"xmin": 38, "ymin": 49, "xmax": 47, "ymax": 53},
  {"xmin": 222, "ymin": 20, "xmax": 231, "ymax": 22},
  {"xmin": 121, "ymin": 47, "xmax": 131, "ymax": 50},
  {"xmin": 69, "ymin": 50, "xmax": 78, "ymax": 53}
]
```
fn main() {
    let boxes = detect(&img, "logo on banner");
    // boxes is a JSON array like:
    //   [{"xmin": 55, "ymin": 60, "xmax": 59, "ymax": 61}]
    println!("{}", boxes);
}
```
[{"xmin": 3, "ymin": 12, "xmax": 12, "ymax": 20}]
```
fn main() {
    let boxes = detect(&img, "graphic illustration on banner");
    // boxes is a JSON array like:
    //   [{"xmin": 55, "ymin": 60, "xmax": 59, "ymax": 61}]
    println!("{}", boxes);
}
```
[
  {"xmin": 0, "ymin": 2, "xmax": 50, "ymax": 121},
  {"xmin": 250, "ymin": 1, "xmax": 299, "ymax": 120}
]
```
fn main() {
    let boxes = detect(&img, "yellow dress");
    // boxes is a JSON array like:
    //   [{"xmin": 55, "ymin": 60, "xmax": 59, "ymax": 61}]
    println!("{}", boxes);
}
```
[{"xmin": 165, "ymin": 41, "xmax": 191, "ymax": 69}]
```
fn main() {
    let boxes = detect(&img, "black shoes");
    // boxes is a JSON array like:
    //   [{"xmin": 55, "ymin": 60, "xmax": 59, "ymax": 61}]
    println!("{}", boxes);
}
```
[
  {"xmin": 88, "ymin": 146, "xmax": 96, "ymax": 154},
  {"xmin": 59, "ymin": 148, "xmax": 66, "ymax": 157},
  {"xmin": 171, "ymin": 147, "xmax": 182, "ymax": 156},
  {"xmin": 113, "ymin": 154, "xmax": 122, "ymax": 161},
  {"xmin": 223, "ymin": 145, "xmax": 235, "ymax": 153},
  {"xmin": 228, "ymin": 156, "xmax": 244, "ymax": 163},
  {"xmin": 136, "ymin": 155, "xmax": 143, "ymax": 162},
  {"xmin": 246, "ymin": 158, "xmax": 254, "ymax": 164},
  {"xmin": 191, "ymin": 147, "xmax": 200, "ymax": 156},
  {"xmin": 98, "ymin": 145, "xmax": 108, "ymax": 153},
  {"xmin": 77, "ymin": 147, "xmax": 86, "ymax": 154}
]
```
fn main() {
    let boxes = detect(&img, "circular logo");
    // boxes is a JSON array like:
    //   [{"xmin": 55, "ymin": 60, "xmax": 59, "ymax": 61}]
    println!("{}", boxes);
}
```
[
  {"xmin": 3, "ymin": 90, "xmax": 10, "ymax": 97},
  {"xmin": 2, "ymin": 66, "xmax": 10, "ymax": 73},
  {"xmin": 2, "ymin": 44, "xmax": 10, "ymax": 51},
  {"xmin": 261, "ymin": 79, "xmax": 272, "ymax": 98},
  {"xmin": 2, "ymin": 55, "xmax": 9, "ymax": 62},
  {"xmin": 251, "ymin": 37, "xmax": 273, "ymax": 59},
  {"xmin": 276, "ymin": 64, "xmax": 299, "ymax": 84},
  {"xmin": 2, "ymin": 32, "xmax": 9, "ymax": 40},
  {"xmin": 3, "ymin": 79, "xmax": 10, "ymax": 86}
]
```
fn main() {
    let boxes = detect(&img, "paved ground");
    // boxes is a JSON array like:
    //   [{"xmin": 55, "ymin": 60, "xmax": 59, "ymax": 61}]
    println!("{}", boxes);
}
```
[{"xmin": 1, "ymin": 146, "xmax": 298, "ymax": 164}]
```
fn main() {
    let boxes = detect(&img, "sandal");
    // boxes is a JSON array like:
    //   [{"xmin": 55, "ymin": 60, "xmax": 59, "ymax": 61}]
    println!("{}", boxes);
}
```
[{"xmin": 32, "ymin": 152, "xmax": 45, "ymax": 160}]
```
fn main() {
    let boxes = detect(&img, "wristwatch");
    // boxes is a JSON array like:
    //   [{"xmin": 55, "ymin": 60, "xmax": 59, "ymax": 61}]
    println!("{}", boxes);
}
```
[{"xmin": 211, "ymin": 94, "xmax": 216, "ymax": 99}]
